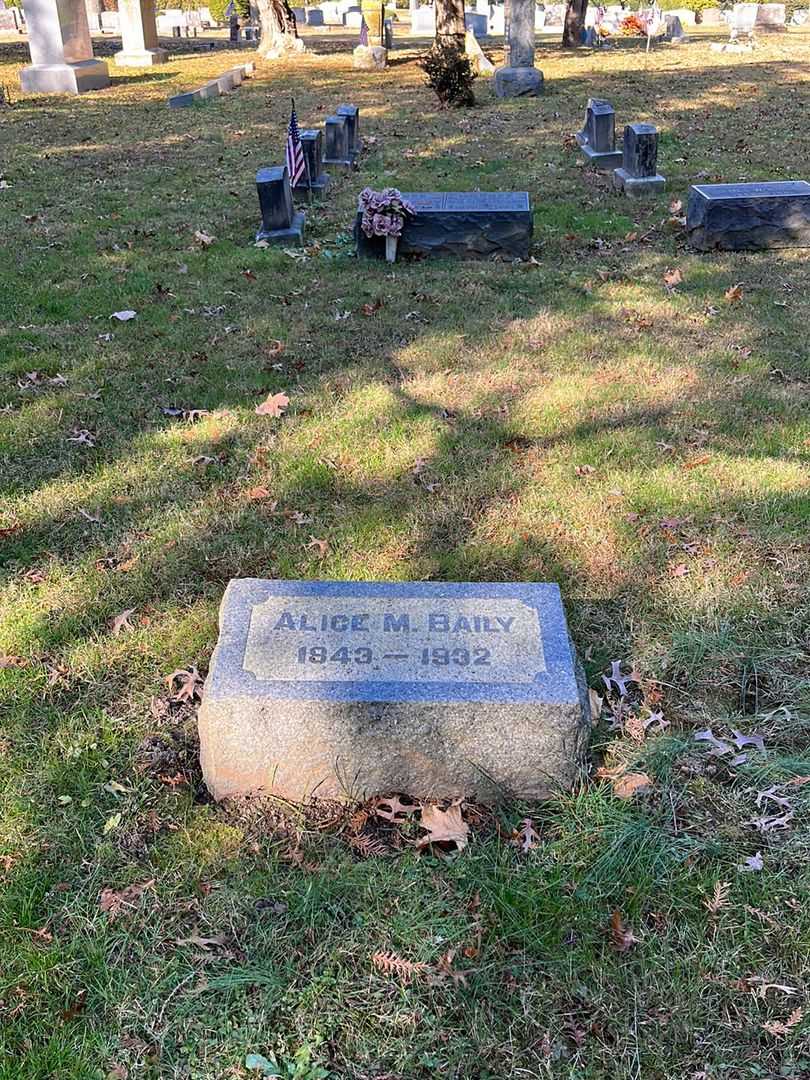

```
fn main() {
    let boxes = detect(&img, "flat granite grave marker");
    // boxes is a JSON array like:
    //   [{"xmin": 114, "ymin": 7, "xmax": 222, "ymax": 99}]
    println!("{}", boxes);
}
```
[
  {"xmin": 687, "ymin": 180, "xmax": 810, "ymax": 250},
  {"xmin": 613, "ymin": 123, "xmax": 666, "ymax": 197},
  {"xmin": 356, "ymin": 190, "xmax": 533, "ymax": 260},
  {"xmin": 255, "ymin": 165, "xmax": 306, "ymax": 245},
  {"xmin": 576, "ymin": 99, "xmax": 622, "ymax": 170},
  {"xmin": 198, "ymin": 579, "xmax": 589, "ymax": 801}
]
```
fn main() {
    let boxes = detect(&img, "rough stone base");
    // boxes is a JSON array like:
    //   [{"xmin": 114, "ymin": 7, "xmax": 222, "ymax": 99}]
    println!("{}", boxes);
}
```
[
  {"xmin": 20, "ymin": 59, "xmax": 110, "ymax": 95},
  {"xmin": 613, "ymin": 169, "xmax": 667, "ymax": 197},
  {"xmin": 494, "ymin": 65, "xmax": 544, "ymax": 97},
  {"xmin": 114, "ymin": 48, "xmax": 169, "ymax": 66},
  {"xmin": 256, "ymin": 211, "xmax": 306, "ymax": 246},
  {"xmin": 583, "ymin": 144, "xmax": 623, "ymax": 170}
]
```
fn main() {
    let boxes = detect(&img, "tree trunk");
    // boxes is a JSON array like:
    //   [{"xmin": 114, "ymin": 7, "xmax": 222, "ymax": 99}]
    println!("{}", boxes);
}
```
[
  {"xmin": 435, "ymin": 0, "xmax": 465, "ymax": 48},
  {"xmin": 256, "ymin": 0, "xmax": 304, "ymax": 56},
  {"xmin": 562, "ymin": 0, "xmax": 587, "ymax": 46}
]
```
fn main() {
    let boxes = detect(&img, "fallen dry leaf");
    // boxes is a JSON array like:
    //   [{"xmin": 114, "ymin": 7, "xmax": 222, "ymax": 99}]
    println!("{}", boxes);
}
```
[
  {"xmin": 99, "ymin": 879, "xmax": 155, "ymax": 922},
  {"xmin": 724, "ymin": 284, "xmax": 744, "ymax": 303},
  {"xmin": 194, "ymin": 230, "xmax": 215, "ymax": 247},
  {"xmin": 762, "ymin": 1007, "xmax": 803, "ymax": 1037},
  {"xmin": 417, "ymin": 801, "xmax": 469, "ymax": 853},
  {"xmin": 511, "ymin": 818, "xmax": 540, "ymax": 853},
  {"xmin": 373, "ymin": 795, "xmax": 419, "ymax": 821},
  {"xmin": 110, "ymin": 609, "xmax": 136, "ymax": 637},
  {"xmin": 372, "ymin": 950, "xmax": 430, "ymax": 983},
  {"xmin": 610, "ymin": 910, "xmax": 639, "ymax": 953},
  {"xmin": 306, "ymin": 536, "xmax": 329, "ymax": 558},
  {"xmin": 612, "ymin": 771, "xmax": 653, "ymax": 799},
  {"xmin": 663, "ymin": 267, "xmax": 683, "ymax": 290},
  {"xmin": 704, "ymin": 881, "xmax": 731, "ymax": 915},
  {"xmin": 255, "ymin": 392, "xmax": 289, "ymax": 418},
  {"xmin": 165, "ymin": 666, "xmax": 204, "ymax": 704}
]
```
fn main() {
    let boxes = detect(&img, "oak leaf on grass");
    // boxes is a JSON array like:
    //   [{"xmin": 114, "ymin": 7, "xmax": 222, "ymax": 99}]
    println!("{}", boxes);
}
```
[
  {"xmin": 610, "ymin": 910, "xmax": 639, "ymax": 952},
  {"xmin": 255, "ymin": 392, "xmax": 289, "ymax": 418},
  {"xmin": 99, "ymin": 879, "xmax": 155, "ymax": 921},
  {"xmin": 416, "ymin": 801, "xmax": 469, "ymax": 853}
]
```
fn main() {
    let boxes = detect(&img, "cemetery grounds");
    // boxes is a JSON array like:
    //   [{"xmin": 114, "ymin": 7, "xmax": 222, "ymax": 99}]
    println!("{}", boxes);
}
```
[{"xmin": 1, "ymin": 20, "xmax": 810, "ymax": 1080}]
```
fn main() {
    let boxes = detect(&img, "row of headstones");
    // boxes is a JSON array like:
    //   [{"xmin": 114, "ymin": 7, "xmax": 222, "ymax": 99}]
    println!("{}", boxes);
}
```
[
  {"xmin": 256, "ymin": 105, "xmax": 361, "ymax": 245},
  {"xmin": 577, "ymin": 99, "xmax": 665, "ymax": 196}
]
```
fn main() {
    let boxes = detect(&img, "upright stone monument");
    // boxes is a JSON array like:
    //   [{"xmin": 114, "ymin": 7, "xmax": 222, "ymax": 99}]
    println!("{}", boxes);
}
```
[
  {"xmin": 293, "ymin": 129, "xmax": 331, "ymax": 202},
  {"xmin": 323, "ymin": 114, "xmax": 354, "ymax": 171},
  {"xmin": 198, "ymin": 579, "xmax": 590, "ymax": 802},
  {"xmin": 613, "ymin": 123, "xmax": 666, "ymax": 196},
  {"xmin": 336, "ymin": 103, "xmax": 362, "ymax": 159},
  {"xmin": 575, "ymin": 99, "xmax": 623, "ymax": 169},
  {"xmin": 494, "ymin": 0, "xmax": 543, "ymax": 98},
  {"xmin": 115, "ymin": 0, "xmax": 167, "ymax": 65},
  {"xmin": 20, "ymin": 0, "xmax": 110, "ymax": 94},
  {"xmin": 256, "ymin": 166, "xmax": 306, "ymax": 245}
]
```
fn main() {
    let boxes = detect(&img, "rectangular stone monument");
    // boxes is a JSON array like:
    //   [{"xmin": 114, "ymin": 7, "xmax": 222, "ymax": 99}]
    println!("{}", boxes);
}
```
[
  {"xmin": 20, "ymin": 0, "xmax": 110, "ymax": 93},
  {"xmin": 256, "ymin": 165, "xmax": 305, "ymax": 246},
  {"xmin": 687, "ymin": 181, "xmax": 810, "ymax": 250},
  {"xmin": 613, "ymin": 122, "xmax": 665, "ymax": 196},
  {"xmin": 576, "ymin": 99, "xmax": 623, "ymax": 169},
  {"xmin": 465, "ymin": 10, "xmax": 487, "ymax": 35},
  {"xmin": 323, "ymin": 114, "xmax": 353, "ymax": 171},
  {"xmin": 755, "ymin": 2, "xmax": 785, "ymax": 27},
  {"xmin": 114, "ymin": 0, "xmax": 167, "ymax": 65},
  {"xmin": 293, "ymin": 129, "xmax": 331, "ymax": 202},
  {"xmin": 356, "ymin": 191, "xmax": 533, "ymax": 260},
  {"xmin": 198, "ymin": 579, "xmax": 589, "ymax": 802},
  {"xmin": 495, "ymin": 0, "xmax": 543, "ymax": 96},
  {"xmin": 336, "ymin": 103, "xmax": 361, "ymax": 158}
]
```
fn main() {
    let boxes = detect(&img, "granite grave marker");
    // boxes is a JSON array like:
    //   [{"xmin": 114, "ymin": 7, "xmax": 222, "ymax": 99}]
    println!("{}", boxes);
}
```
[
  {"xmin": 198, "ymin": 579, "xmax": 590, "ymax": 801},
  {"xmin": 576, "ymin": 99, "xmax": 623, "ymax": 170},
  {"xmin": 293, "ymin": 129, "xmax": 331, "ymax": 202},
  {"xmin": 355, "ymin": 190, "xmax": 533, "ymax": 260},
  {"xmin": 613, "ymin": 122, "xmax": 666, "ymax": 197},
  {"xmin": 494, "ymin": 0, "xmax": 543, "ymax": 97},
  {"xmin": 687, "ymin": 181, "xmax": 810, "ymax": 250},
  {"xmin": 256, "ymin": 165, "xmax": 305, "ymax": 245},
  {"xmin": 323, "ymin": 113, "xmax": 354, "ymax": 171}
]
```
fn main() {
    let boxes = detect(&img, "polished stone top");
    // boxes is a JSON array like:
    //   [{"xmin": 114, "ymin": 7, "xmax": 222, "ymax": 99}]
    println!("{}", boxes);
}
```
[
  {"xmin": 402, "ymin": 192, "xmax": 531, "ymax": 213},
  {"xmin": 206, "ymin": 579, "xmax": 579, "ymax": 705},
  {"xmin": 692, "ymin": 181, "xmax": 810, "ymax": 200}
]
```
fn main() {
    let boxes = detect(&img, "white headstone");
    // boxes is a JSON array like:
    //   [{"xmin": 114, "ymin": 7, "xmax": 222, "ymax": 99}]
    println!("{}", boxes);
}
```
[
  {"xmin": 115, "ymin": 0, "xmax": 167, "ymax": 65},
  {"xmin": 20, "ymin": 0, "xmax": 110, "ymax": 93}
]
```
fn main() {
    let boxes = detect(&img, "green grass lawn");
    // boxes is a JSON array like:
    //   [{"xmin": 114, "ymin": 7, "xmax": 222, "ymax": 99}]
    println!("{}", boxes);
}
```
[{"xmin": 2, "ymin": 23, "xmax": 810, "ymax": 1080}]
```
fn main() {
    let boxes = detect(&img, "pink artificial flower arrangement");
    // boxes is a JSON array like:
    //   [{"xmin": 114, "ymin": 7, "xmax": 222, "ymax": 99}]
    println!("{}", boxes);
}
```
[{"xmin": 358, "ymin": 187, "xmax": 416, "ymax": 239}]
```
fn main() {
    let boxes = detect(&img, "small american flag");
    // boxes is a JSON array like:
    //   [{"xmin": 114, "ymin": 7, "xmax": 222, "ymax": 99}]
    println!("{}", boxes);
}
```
[
  {"xmin": 286, "ymin": 98, "xmax": 306, "ymax": 188},
  {"xmin": 359, "ymin": 16, "xmax": 369, "ymax": 45}
]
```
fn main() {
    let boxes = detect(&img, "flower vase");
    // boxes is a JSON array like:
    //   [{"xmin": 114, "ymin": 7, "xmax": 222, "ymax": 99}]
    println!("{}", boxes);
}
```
[{"xmin": 385, "ymin": 235, "xmax": 398, "ymax": 263}]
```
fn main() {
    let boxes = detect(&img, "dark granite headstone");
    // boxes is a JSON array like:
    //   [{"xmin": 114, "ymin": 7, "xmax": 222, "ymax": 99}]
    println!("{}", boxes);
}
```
[
  {"xmin": 229, "ymin": 14, "xmax": 240, "ymax": 40},
  {"xmin": 256, "ymin": 166, "xmax": 305, "ymax": 245},
  {"xmin": 336, "ymin": 103, "xmax": 361, "ymax": 156},
  {"xmin": 293, "ymin": 129, "xmax": 331, "ymax": 202},
  {"xmin": 576, "ymin": 99, "xmax": 623, "ymax": 169},
  {"xmin": 613, "ymin": 123, "xmax": 666, "ymax": 196},
  {"xmin": 687, "ymin": 181, "xmax": 810, "ymax": 250},
  {"xmin": 356, "ymin": 191, "xmax": 533, "ymax": 260},
  {"xmin": 323, "ymin": 114, "xmax": 353, "ymax": 170}
]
